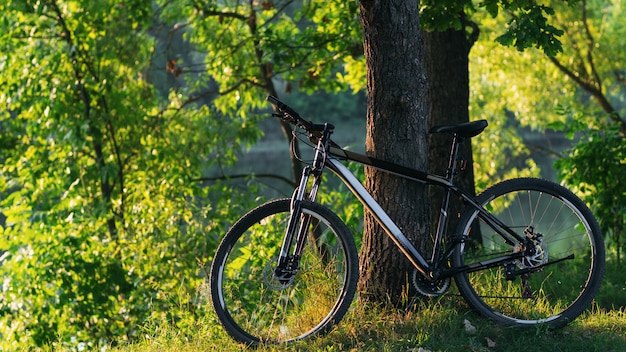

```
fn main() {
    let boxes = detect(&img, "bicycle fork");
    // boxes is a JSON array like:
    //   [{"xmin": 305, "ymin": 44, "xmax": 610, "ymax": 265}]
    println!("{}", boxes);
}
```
[
  {"xmin": 274, "ymin": 126, "xmax": 331, "ymax": 284},
  {"xmin": 274, "ymin": 164, "xmax": 323, "ymax": 284}
]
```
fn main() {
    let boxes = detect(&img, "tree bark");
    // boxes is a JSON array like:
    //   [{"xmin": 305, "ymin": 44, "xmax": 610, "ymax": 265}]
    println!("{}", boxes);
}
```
[
  {"xmin": 357, "ymin": 0, "xmax": 430, "ymax": 304},
  {"xmin": 423, "ymin": 19, "xmax": 477, "ymax": 231}
]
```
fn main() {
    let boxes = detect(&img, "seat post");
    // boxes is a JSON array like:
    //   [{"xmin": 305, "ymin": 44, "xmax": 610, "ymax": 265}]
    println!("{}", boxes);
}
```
[
  {"xmin": 431, "ymin": 133, "xmax": 463, "ymax": 265},
  {"xmin": 445, "ymin": 133, "xmax": 463, "ymax": 183}
]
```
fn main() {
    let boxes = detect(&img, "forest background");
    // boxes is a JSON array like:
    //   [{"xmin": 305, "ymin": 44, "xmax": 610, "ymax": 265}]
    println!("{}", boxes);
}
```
[{"xmin": 0, "ymin": 0, "xmax": 625, "ymax": 350}]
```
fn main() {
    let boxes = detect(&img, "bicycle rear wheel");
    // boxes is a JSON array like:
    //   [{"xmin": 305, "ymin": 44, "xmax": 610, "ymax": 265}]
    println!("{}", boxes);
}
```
[
  {"xmin": 453, "ymin": 178, "xmax": 604, "ymax": 327},
  {"xmin": 210, "ymin": 199, "xmax": 358, "ymax": 345}
]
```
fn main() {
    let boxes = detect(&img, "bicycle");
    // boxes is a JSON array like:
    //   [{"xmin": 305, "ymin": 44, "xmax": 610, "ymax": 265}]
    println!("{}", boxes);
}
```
[{"xmin": 210, "ymin": 95, "xmax": 605, "ymax": 345}]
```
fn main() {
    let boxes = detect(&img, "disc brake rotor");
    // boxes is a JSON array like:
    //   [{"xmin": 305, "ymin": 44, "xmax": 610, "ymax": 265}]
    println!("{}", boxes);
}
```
[
  {"xmin": 514, "ymin": 239, "xmax": 548, "ymax": 269},
  {"xmin": 262, "ymin": 259, "xmax": 295, "ymax": 290}
]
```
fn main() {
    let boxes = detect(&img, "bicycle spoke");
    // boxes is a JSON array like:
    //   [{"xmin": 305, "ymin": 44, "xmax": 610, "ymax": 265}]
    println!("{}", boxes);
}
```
[
  {"xmin": 454, "ymin": 179, "xmax": 604, "ymax": 327},
  {"xmin": 211, "ymin": 199, "xmax": 358, "ymax": 345}
]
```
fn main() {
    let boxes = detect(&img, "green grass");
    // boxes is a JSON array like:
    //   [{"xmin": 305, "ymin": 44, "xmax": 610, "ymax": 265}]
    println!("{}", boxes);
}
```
[
  {"xmin": 110, "ymin": 260, "xmax": 625, "ymax": 351},
  {"xmin": 109, "ymin": 295, "xmax": 626, "ymax": 352},
  {"xmin": 47, "ymin": 258, "xmax": 619, "ymax": 351}
]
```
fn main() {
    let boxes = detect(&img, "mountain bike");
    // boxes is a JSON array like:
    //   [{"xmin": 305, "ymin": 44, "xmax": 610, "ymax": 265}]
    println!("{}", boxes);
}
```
[{"xmin": 210, "ymin": 95, "xmax": 605, "ymax": 345}]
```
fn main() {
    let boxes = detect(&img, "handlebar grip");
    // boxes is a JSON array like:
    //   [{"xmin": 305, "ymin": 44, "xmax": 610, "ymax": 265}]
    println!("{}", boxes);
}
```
[
  {"xmin": 266, "ymin": 95, "xmax": 282, "ymax": 107},
  {"xmin": 266, "ymin": 95, "xmax": 314, "ymax": 131},
  {"xmin": 266, "ymin": 96, "xmax": 334, "ymax": 139},
  {"xmin": 266, "ymin": 95, "xmax": 302, "ymax": 120}
]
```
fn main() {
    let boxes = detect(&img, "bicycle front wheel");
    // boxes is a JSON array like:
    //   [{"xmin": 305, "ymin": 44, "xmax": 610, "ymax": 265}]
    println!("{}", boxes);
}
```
[
  {"xmin": 453, "ymin": 178, "xmax": 604, "ymax": 327},
  {"xmin": 210, "ymin": 199, "xmax": 358, "ymax": 345}
]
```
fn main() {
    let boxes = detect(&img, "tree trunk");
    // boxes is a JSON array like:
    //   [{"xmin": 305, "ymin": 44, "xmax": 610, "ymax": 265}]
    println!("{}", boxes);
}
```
[
  {"xmin": 423, "ymin": 20, "xmax": 478, "ymax": 232},
  {"xmin": 357, "ymin": 0, "xmax": 430, "ymax": 304}
]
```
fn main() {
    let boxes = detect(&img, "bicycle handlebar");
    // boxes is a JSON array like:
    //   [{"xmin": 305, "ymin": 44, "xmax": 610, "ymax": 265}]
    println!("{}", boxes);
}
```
[{"xmin": 266, "ymin": 95, "xmax": 332, "ymax": 133}]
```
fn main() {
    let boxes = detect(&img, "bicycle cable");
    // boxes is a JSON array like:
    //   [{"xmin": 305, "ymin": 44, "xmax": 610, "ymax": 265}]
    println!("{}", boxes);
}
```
[{"xmin": 291, "ymin": 129, "xmax": 323, "ymax": 165}]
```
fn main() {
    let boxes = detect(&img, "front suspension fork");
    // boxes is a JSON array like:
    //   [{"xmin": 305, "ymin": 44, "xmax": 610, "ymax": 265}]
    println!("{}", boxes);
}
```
[{"xmin": 276, "ymin": 166, "xmax": 320, "ymax": 276}]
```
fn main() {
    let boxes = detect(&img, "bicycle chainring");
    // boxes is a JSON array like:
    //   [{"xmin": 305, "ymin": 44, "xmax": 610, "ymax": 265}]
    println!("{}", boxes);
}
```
[{"xmin": 411, "ymin": 269, "xmax": 451, "ymax": 298}]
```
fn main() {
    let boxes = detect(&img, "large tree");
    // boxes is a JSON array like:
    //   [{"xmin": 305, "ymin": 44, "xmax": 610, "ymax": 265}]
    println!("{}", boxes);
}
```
[
  {"xmin": 357, "ymin": 0, "xmax": 430, "ymax": 303},
  {"xmin": 356, "ymin": 0, "xmax": 577, "ymax": 304},
  {"xmin": 421, "ymin": 0, "xmax": 576, "ymax": 215},
  {"xmin": 423, "ymin": 14, "xmax": 478, "ymax": 231}
]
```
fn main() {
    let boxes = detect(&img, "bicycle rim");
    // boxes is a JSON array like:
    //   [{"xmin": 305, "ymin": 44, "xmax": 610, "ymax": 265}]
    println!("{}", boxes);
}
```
[
  {"xmin": 211, "ymin": 199, "xmax": 357, "ymax": 344},
  {"xmin": 454, "ymin": 179, "xmax": 604, "ymax": 327}
]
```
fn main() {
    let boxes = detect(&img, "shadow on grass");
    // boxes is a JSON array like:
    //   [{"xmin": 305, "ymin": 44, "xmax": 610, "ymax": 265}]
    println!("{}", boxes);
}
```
[{"xmin": 280, "ymin": 297, "xmax": 626, "ymax": 352}]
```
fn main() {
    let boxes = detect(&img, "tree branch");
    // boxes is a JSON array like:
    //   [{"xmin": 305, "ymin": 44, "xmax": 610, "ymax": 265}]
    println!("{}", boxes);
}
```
[
  {"xmin": 193, "ymin": 1, "xmax": 247, "ymax": 21},
  {"xmin": 549, "ymin": 55, "xmax": 625, "ymax": 132},
  {"xmin": 581, "ymin": 0, "xmax": 603, "ymax": 90},
  {"xmin": 49, "ymin": 0, "xmax": 118, "ymax": 238},
  {"xmin": 547, "ymin": 56, "xmax": 598, "ymax": 95},
  {"xmin": 192, "ymin": 173, "xmax": 297, "ymax": 188}
]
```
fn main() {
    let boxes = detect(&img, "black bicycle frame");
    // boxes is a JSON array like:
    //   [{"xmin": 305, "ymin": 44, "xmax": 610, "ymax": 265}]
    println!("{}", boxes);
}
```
[{"xmin": 284, "ymin": 126, "xmax": 528, "ymax": 281}]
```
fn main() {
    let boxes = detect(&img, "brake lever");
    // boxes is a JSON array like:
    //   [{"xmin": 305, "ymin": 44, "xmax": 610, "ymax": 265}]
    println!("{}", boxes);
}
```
[{"xmin": 267, "ymin": 96, "xmax": 313, "ymax": 130}]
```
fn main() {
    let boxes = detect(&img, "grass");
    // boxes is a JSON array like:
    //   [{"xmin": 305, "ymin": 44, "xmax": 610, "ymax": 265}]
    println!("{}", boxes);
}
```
[
  {"xmin": 110, "ymin": 294, "xmax": 626, "ymax": 352},
  {"xmin": 109, "ymin": 261, "xmax": 626, "ymax": 351}
]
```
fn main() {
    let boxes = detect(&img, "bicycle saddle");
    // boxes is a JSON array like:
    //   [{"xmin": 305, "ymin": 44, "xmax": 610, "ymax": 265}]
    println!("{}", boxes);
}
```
[{"xmin": 428, "ymin": 119, "xmax": 488, "ymax": 138}]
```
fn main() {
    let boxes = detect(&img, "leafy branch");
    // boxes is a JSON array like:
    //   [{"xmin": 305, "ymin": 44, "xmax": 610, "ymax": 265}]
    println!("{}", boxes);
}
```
[
  {"xmin": 193, "ymin": 173, "xmax": 297, "ymax": 188},
  {"xmin": 48, "ymin": 0, "xmax": 121, "ymax": 238},
  {"xmin": 546, "ymin": 0, "xmax": 626, "ymax": 133}
]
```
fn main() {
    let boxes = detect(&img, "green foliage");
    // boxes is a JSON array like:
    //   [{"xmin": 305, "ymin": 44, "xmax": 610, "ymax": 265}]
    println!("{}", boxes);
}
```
[
  {"xmin": 420, "ymin": 0, "xmax": 473, "ymax": 31},
  {"xmin": 494, "ymin": 4, "xmax": 564, "ymax": 56},
  {"xmin": 469, "ymin": 0, "xmax": 626, "ymax": 185},
  {"xmin": 0, "ymin": 0, "xmax": 365, "ymax": 348},
  {"xmin": 156, "ymin": 0, "xmax": 363, "ymax": 113},
  {"xmin": 0, "ymin": 0, "xmax": 258, "ymax": 349},
  {"xmin": 420, "ymin": 0, "xmax": 572, "ymax": 56},
  {"xmin": 554, "ymin": 116, "xmax": 626, "ymax": 263}
]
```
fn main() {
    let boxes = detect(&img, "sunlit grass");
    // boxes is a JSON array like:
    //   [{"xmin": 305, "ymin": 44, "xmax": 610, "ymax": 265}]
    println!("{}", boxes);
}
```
[
  {"xmin": 106, "ymin": 293, "xmax": 626, "ymax": 352},
  {"xmin": 466, "ymin": 267, "xmax": 569, "ymax": 320},
  {"xmin": 101, "ymin": 253, "xmax": 625, "ymax": 351},
  {"xmin": 101, "ymin": 245, "xmax": 623, "ymax": 351}
]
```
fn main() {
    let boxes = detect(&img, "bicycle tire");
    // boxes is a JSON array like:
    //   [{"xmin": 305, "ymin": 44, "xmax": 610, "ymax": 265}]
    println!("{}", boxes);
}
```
[
  {"xmin": 210, "ymin": 199, "xmax": 358, "ymax": 345},
  {"xmin": 453, "ymin": 178, "xmax": 604, "ymax": 328}
]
